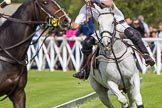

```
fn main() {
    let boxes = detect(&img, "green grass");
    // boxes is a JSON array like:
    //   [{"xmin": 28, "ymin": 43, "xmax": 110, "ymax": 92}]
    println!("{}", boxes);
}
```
[
  {"xmin": 73, "ymin": 73, "xmax": 162, "ymax": 108},
  {"xmin": 0, "ymin": 71, "xmax": 162, "ymax": 108},
  {"xmin": 0, "ymin": 70, "xmax": 93, "ymax": 108}
]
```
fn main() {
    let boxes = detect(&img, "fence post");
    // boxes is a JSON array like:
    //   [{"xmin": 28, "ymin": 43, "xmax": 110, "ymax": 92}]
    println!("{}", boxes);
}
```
[{"xmin": 156, "ymin": 40, "xmax": 161, "ymax": 75}]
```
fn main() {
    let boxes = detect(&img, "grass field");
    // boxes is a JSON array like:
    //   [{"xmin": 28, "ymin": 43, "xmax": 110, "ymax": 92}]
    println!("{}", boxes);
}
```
[
  {"xmin": 74, "ymin": 73, "xmax": 162, "ymax": 108},
  {"xmin": 0, "ymin": 70, "xmax": 162, "ymax": 108},
  {"xmin": 0, "ymin": 70, "xmax": 93, "ymax": 108}
]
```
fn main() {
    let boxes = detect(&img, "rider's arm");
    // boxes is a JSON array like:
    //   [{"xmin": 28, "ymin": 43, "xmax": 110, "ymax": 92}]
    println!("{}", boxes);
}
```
[
  {"xmin": 71, "ymin": 4, "xmax": 88, "ymax": 29},
  {"xmin": 71, "ymin": 22, "xmax": 80, "ymax": 30}
]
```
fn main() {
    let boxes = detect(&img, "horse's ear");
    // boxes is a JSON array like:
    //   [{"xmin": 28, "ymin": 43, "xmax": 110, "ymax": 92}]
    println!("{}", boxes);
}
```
[{"xmin": 93, "ymin": 3, "xmax": 102, "ymax": 13}]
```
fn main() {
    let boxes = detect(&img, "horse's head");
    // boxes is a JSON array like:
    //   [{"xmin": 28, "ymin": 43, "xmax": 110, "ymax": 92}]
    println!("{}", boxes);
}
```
[
  {"xmin": 34, "ymin": 0, "xmax": 71, "ymax": 30},
  {"xmin": 94, "ymin": 3, "xmax": 115, "ymax": 48}
]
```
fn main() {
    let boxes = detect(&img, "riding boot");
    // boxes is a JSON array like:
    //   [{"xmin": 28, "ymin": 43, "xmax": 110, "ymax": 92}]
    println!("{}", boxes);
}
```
[
  {"xmin": 73, "ymin": 36, "xmax": 95, "ymax": 80},
  {"xmin": 124, "ymin": 27, "xmax": 155, "ymax": 66},
  {"xmin": 73, "ymin": 52, "xmax": 92, "ymax": 80}
]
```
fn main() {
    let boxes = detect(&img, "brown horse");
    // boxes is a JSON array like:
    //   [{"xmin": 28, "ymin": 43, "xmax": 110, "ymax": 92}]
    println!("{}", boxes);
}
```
[{"xmin": 0, "ymin": 0, "xmax": 71, "ymax": 108}]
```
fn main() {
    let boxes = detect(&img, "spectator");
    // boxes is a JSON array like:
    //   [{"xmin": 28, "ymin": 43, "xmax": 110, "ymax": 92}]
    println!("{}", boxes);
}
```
[
  {"xmin": 64, "ymin": 29, "xmax": 78, "ymax": 49},
  {"xmin": 133, "ymin": 19, "xmax": 145, "ymax": 38},
  {"xmin": 76, "ymin": 18, "xmax": 94, "ymax": 38},
  {"xmin": 32, "ymin": 25, "xmax": 47, "ymax": 47},
  {"xmin": 125, "ymin": 17, "xmax": 133, "ymax": 27},
  {"xmin": 31, "ymin": 25, "xmax": 46, "ymax": 69},
  {"xmin": 138, "ymin": 15, "xmax": 150, "ymax": 38},
  {"xmin": 63, "ymin": 29, "xmax": 78, "ymax": 70},
  {"xmin": 149, "ymin": 24, "xmax": 157, "ymax": 38},
  {"xmin": 149, "ymin": 24, "xmax": 157, "ymax": 51}
]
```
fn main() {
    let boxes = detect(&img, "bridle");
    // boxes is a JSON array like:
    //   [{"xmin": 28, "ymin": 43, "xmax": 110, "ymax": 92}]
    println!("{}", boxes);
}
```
[
  {"xmin": 34, "ymin": 0, "xmax": 69, "ymax": 29},
  {"xmin": 99, "ymin": 13, "xmax": 116, "ymax": 37},
  {"xmin": 97, "ymin": 11, "xmax": 117, "ymax": 47}
]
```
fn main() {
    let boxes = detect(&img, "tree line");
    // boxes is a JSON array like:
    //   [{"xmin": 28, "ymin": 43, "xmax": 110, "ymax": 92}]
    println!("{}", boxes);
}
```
[{"xmin": 12, "ymin": 0, "xmax": 162, "ymax": 26}]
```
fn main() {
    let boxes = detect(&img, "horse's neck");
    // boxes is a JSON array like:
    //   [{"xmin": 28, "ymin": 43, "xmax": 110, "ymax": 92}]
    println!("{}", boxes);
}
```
[
  {"xmin": 0, "ymin": 3, "xmax": 36, "ymax": 39},
  {"xmin": 0, "ymin": 2, "xmax": 37, "ymax": 59},
  {"xmin": 113, "ymin": 39, "xmax": 126, "ymax": 53}
]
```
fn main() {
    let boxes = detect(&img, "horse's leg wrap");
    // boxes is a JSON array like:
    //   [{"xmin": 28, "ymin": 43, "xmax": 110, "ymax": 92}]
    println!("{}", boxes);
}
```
[
  {"xmin": 73, "ymin": 36, "xmax": 95, "ymax": 80},
  {"xmin": 124, "ymin": 27, "xmax": 155, "ymax": 66}
]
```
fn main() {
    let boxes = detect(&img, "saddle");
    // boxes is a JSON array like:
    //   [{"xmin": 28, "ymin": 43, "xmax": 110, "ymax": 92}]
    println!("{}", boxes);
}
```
[{"xmin": 91, "ymin": 47, "xmax": 99, "ymax": 70}]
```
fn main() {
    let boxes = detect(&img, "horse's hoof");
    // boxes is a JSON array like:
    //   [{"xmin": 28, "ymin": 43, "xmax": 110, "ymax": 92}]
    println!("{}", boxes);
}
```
[{"xmin": 137, "ymin": 105, "xmax": 144, "ymax": 108}]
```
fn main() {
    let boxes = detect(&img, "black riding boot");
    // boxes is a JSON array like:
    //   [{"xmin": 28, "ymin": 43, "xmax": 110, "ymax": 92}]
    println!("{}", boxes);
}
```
[
  {"xmin": 73, "ymin": 36, "xmax": 95, "ymax": 80},
  {"xmin": 124, "ymin": 27, "xmax": 155, "ymax": 66},
  {"xmin": 73, "ymin": 52, "xmax": 91, "ymax": 80}
]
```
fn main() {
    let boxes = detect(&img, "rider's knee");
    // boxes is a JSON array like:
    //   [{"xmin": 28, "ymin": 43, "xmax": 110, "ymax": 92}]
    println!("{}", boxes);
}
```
[
  {"xmin": 124, "ymin": 27, "xmax": 142, "ymax": 42},
  {"xmin": 82, "ymin": 36, "xmax": 95, "ymax": 49}
]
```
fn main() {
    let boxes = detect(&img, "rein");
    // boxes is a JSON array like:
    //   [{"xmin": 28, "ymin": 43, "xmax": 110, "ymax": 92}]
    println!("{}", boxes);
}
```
[
  {"xmin": 0, "ymin": 25, "xmax": 50, "ymax": 65},
  {"xmin": 0, "ymin": 13, "xmax": 48, "ymax": 25}
]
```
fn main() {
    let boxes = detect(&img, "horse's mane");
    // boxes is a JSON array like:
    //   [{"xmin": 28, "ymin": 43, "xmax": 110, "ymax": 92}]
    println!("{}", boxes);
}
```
[
  {"xmin": 0, "ymin": 0, "xmax": 34, "ymax": 31},
  {"xmin": 0, "ymin": 0, "xmax": 36, "ymax": 48}
]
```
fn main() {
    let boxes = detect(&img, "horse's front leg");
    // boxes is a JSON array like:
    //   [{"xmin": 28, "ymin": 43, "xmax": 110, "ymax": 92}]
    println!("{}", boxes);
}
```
[
  {"xmin": 107, "ymin": 81, "xmax": 130, "ymax": 108},
  {"xmin": 9, "ymin": 69, "xmax": 27, "ymax": 108},
  {"xmin": 130, "ymin": 73, "xmax": 144, "ymax": 108},
  {"xmin": 89, "ymin": 77, "xmax": 115, "ymax": 108},
  {"xmin": 127, "ymin": 88, "xmax": 136, "ymax": 108},
  {"xmin": 9, "ymin": 89, "xmax": 26, "ymax": 108}
]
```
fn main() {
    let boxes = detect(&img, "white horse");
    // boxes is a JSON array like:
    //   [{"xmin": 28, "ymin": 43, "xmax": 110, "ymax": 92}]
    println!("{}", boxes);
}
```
[{"xmin": 89, "ymin": 4, "xmax": 144, "ymax": 108}]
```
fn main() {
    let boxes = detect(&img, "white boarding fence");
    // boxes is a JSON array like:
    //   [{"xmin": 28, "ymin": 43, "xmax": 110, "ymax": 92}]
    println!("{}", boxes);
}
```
[{"xmin": 27, "ymin": 37, "xmax": 162, "ymax": 75}]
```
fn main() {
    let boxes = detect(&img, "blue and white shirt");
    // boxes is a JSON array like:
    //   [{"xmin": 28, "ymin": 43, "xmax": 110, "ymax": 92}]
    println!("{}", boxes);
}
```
[{"xmin": 75, "ymin": 0, "xmax": 124, "ymax": 24}]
